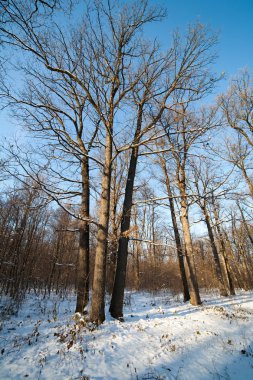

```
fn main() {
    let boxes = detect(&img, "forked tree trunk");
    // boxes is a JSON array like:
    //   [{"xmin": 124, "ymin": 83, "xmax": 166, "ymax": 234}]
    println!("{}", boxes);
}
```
[
  {"xmin": 179, "ymin": 183, "xmax": 201, "ymax": 306},
  {"xmin": 162, "ymin": 162, "xmax": 190, "ymax": 302},
  {"xmin": 75, "ymin": 158, "xmax": 90, "ymax": 313},
  {"xmin": 203, "ymin": 207, "xmax": 228, "ymax": 296},
  {"xmin": 110, "ymin": 106, "xmax": 143, "ymax": 320},
  {"xmin": 90, "ymin": 129, "xmax": 112, "ymax": 325}
]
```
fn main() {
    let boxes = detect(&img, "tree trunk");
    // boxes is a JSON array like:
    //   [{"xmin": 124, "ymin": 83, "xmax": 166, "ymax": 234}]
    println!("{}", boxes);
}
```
[
  {"xmin": 133, "ymin": 207, "xmax": 141, "ymax": 290},
  {"xmin": 106, "ymin": 167, "xmax": 120, "ymax": 294},
  {"xmin": 109, "ymin": 149, "xmax": 138, "ymax": 319},
  {"xmin": 90, "ymin": 129, "xmax": 112, "ymax": 325},
  {"xmin": 75, "ymin": 158, "xmax": 90, "ymax": 313},
  {"xmin": 203, "ymin": 207, "xmax": 228, "ymax": 296},
  {"xmin": 212, "ymin": 200, "xmax": 235, "ymax": 296},
  {"xmin": 135, "ymin": 243, "xmax": 141, "ymax": 290},
  {"xmin": 162, "ymin": 161, "xmax": 190, "ymax": 302},
  {"xmin": 179, "ymin": 182, "xmax": 201, "ymax": 306},
  {"xmin": 110, "ymin": 105, "xmax": 143, "ymax": 320}
]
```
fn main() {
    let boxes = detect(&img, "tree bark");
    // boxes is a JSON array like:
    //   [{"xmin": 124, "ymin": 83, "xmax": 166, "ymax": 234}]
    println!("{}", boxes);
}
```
[
  {"xmin": 90, "ymin": 128, "xmax": 112, "ymax": 325},
  {"xmin": 109, "ymin": 105, "xmax": 143, "ymax": 320},
  {"xmin": 179, "ymin": 181, "xmax": 202, "ymax": 306},
  {"xmin": 106, "ymin": 164, "xmax": 121, "ymax": 294},
  {"xmin": 75, "ymin": 158, "xmax": 90, "ymax": 313}
]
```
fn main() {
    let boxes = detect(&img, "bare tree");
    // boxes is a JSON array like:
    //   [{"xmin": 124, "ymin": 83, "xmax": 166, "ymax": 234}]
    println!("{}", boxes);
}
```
[
  {"xmin": 190, "ymin": 158, "xmax": 229, "ymax": 296},
  {"xmin": 0, "ymin": 0, "xmax": 73, "ymax": 21},
  {"xmin": 0, "ymin": 182, "xmax": 50, "ymax": 306},
  {"xmin": 1, "ymin": 64, "xmax": 97, "ymax": 313},
  {"xmin": 224, "ymin": 134, "xmax": 253, "ymax": 199},
  {"xmin": 0, "ymin": 0, "xmax": 166, "ymax": 324},
  {"xmin": 219, "ymin": 69, "xmax": 253, "ymax": 149},
  {"xmin": 210, "ymin": 195, "xmax": 235, "ymax": 295},
  {"xmin": 85, "ymin": 1, "xmax": 166, "ymax": 325},
  {"xmin": 110, "ymin": 23, "xmax": 220, "ymax": 319},
  {"xmin": 229, "ymin": 206, "xmax": 253, "ymax": 290},
  {"xmin": 159, "ymin": 104, "xmax": 220, "ymax": 305},
  {"xmin": 158, "ymin": 154, "xmax": 190, "ymax": 302}
]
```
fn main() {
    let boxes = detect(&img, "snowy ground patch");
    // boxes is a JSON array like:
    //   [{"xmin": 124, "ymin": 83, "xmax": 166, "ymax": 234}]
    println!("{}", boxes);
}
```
[{"xmin": 1, "ymin": 290, "xmax": 253, "ymax": 379}]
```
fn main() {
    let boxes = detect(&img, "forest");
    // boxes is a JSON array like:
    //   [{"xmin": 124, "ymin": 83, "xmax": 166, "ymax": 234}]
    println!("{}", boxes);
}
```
[{"xmin": 0, "ymin": 0, "xmax": 253, "ymax": 329}]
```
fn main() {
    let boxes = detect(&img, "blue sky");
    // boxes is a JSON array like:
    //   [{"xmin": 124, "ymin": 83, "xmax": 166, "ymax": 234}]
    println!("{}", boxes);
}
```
[
  {"xmin": 157, "ymin": 0, "xmax": 253, "ymax": 79},
  {"xmin": 1, "ymin": 0, "xmax": 253, "ymax": 139}
]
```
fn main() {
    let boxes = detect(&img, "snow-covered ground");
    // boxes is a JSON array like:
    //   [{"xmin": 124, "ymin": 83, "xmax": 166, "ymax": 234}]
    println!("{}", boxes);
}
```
[{"xmin": 1, "ymin": 290, "xmax": 253, "ymax": 380}]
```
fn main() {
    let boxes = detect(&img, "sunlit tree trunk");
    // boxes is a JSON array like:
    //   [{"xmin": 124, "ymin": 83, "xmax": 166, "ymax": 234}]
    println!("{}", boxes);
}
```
[
  {"xmin": 91, "ymin": 127, "xmax": 112, "ymax": 324},
  {"xmin": 178, "ymin": 178, "xmax": 201, "ymax": 305}
]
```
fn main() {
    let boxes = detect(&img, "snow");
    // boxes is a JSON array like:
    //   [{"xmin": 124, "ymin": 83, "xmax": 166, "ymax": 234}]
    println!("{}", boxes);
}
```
[{"xmin": 1, "ymin": 290, "xmax": 253, "ymax": 379}]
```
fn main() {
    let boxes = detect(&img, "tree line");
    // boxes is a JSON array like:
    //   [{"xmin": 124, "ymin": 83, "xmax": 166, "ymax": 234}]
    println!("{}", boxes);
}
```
[{"xmin": 0, "ymin": 0, "xmax": 253, "ymax": 324}]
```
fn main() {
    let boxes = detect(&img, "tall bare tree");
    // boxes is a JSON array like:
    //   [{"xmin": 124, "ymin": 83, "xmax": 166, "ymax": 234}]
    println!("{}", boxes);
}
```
[
  {"xmin": 110, "ymin": 23, "xmax": 220, "ymax": 319},
  {"xmin": 159, "ymin": 104, "xmax": 220, "ymax": 305},
  {"xmin": 0, "ymin": 0, "xmax": 166, "ymax": 324}
]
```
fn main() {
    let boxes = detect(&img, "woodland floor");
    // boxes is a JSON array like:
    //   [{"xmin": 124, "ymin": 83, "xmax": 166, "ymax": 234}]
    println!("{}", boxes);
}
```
[{"xmin": 0, "ymin": 289, "xmax": 253, "ymax": 380}]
